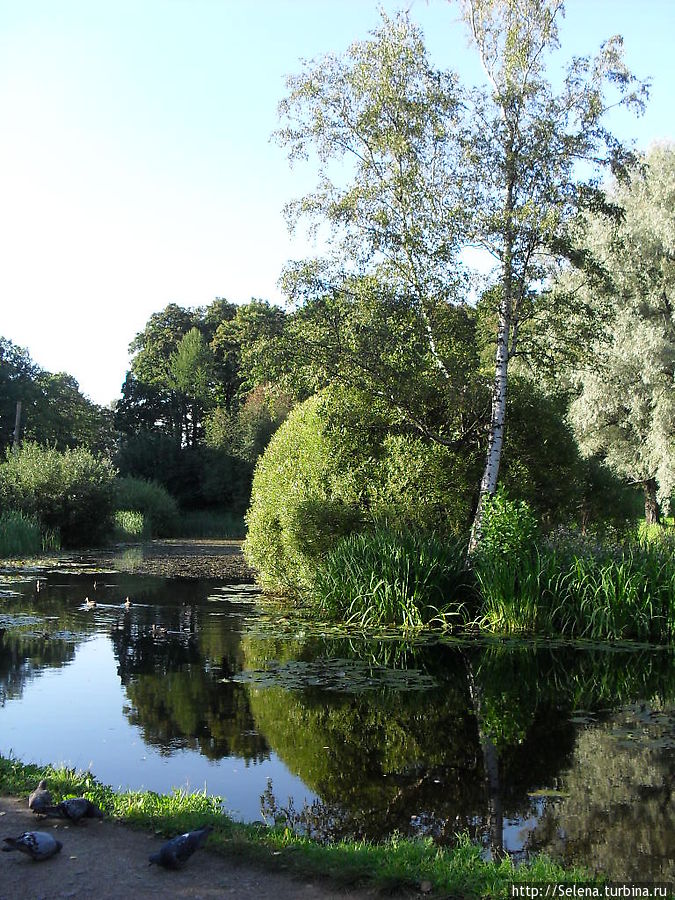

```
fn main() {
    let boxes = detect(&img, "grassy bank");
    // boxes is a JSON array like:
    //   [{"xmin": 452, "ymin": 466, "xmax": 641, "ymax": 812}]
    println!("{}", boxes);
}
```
[{"xmin": 0, "ymin": 754, "xmax": 591, "ymax": 898}]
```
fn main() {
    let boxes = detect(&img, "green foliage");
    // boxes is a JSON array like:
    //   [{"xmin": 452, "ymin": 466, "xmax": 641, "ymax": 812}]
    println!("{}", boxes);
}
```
[
  {"xmin": 477, "ymin": 487, "xmax": 539, "ymax": 560},
  {"xmin": 0, "ymin": 442, "xmax": 115, "ymax": 547},
  {"xmin": 0, "ymin": 754, "xmax": 590, "ymax": 899},
  {"xmin": 562, "ymin": 145, "xmax": 675, "ymax": 519},
  {"xmin": 0, "ymin": 510, "xmax": 44, "ymax": 557},
  {"xmin": 472, "ymin": 489, "xmax": 542, "ymax": 631},
  {"xmin": 475, "ymin": 524, "xmax": 675, "ymax": 641},
  {"xmin": 0, "ymin": 337, "xmax": 116, "ymax": 456},
  {"xmin": 313, "ymin": 527, "xmax": 470, "ymax": 629},
  {"xmin": 115, "ymin": 432, "xmax": 250, "ymax": 512},
  {"xmin": 113, "ymin": 476, "xmax": 179, "ymax": 537},
  {"xmin": 113, "ymin": 509, "xmax": 149, "ymax": 541},
  {"xmin": 244, "ymin": 391, "xmax": 480, "ymax": 596},
  {"xmin": 244, "ymin": 395, "xmax": 361, "ymax": 594}
]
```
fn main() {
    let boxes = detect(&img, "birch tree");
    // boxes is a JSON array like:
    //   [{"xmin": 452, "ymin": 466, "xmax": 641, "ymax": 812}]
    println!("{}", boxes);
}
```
[
  {"xmin": 567, "ymin": 145, "xmax": 675, "ymax": 523},
  {"xmin": 275, "ymin": 5, "xmax": 647, "ymax": 548},
  {"xmin": 459, "ymin": 0, "xmax": 648, "ymax": 549},
  {"xmin": 275, "ymin": 15, "xmax": 482, "ymax": 451}
]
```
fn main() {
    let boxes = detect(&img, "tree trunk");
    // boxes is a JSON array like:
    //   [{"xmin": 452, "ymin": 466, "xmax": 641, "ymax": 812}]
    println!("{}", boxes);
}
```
[
  {"xmin": 469, "ymin": 157, "xmax": 515, "ymax": 555},
  {"xmin": 643, "ymin": 478, "xmax": 660, "ymax": 526}
]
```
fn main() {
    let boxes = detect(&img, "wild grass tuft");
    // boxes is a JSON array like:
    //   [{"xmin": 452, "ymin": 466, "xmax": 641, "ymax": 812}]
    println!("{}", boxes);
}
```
[
  {"xmin": 312, "ymin": 526, "xmax": 470, "ymax": 629},
  {"xmin": 113, "ymin": 509, "xmax": 150, "ymax": 541}
]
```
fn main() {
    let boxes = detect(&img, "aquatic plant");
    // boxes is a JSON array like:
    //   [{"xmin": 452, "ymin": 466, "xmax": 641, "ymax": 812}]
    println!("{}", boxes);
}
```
[
  {"xmin": 312, "ymin": 526, "xmax": 470, "ymax": 629},
  {"xmin": 0, "ymin": 510, "xmax": 59, "ymax": 558}
]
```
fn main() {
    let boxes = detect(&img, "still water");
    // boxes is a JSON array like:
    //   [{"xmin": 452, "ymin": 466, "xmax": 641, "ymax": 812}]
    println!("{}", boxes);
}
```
[{"xmin": 1, "ymin": 569, "xmax": 673, "ymax": 882}]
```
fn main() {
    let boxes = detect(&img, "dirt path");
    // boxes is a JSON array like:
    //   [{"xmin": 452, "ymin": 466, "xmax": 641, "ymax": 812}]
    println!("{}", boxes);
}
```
[{"xmin": 0, "ymin": 797, "xmax": 380, "ymax": 900}]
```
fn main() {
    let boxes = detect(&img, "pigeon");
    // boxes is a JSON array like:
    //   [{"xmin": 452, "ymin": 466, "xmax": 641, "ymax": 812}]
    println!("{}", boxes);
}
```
[
  {"xmin": 43, "ymin": 797, "xmax": 104, "ymax": 823},
  {"xmin": 28, "ymin": 780, "xmax": 52, "ymax": 815},
  {"xmin": 149, "ymin": 825, "xmax": 213, "ymax": 869},
  {"xmin": 2, "ymin": 831, "xmax": 63, "ymax": 861}
]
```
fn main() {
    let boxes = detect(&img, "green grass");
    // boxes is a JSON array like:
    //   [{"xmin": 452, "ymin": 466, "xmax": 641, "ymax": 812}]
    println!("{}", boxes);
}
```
[
  {"xmin": 0, "ymin": 754, "xmax": 593, "ymax": 897},
  {"xmin": 0, "ymin": 510, "xmax": 60, "ymax": 558},
  {"xmin": 472, "ymin": 529, "xmax": 675, "ymax": 642},
  {"xmin": 178, "ymin": 509, "xmax": 246, "ymax": 539},
  {"xmin": 112, "ymin": 509, "xmax": 150, "ymax": 541},
  {"xmin": 312, "ymin": 526, "xmax": 471, "ymax": 630}
]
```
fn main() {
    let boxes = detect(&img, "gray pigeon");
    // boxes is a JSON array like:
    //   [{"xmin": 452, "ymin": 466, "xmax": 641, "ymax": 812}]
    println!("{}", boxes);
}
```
[
  {"xmin": 149, "ymin": 825, "xmax": 213, "ymax": 869},
  {"xmin": 28, "ymin": 779, "xmax": 52, "ymax": 815},
  {"xmin": 43, "ymin": 797, "xmax": 104, "ymax": 823},
  {"xmin": 3, "ymin": 831, "xmax": 63, "ymax": 861}
]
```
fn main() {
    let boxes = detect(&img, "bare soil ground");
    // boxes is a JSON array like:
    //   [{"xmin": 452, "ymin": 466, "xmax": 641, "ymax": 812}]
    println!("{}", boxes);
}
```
[{"xmin": 0, "ymin": 797, "xmax": 379, "ymax": 900}]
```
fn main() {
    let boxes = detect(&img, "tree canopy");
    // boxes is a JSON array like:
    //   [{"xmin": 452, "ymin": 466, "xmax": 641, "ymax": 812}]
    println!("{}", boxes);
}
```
[
  {"xmin": 273, "ymin": 2, "xmax": 648, "ymax": 549},
  {"xmin": 563, "ymin": 144, "xmax": 675, "ymax": 521}
]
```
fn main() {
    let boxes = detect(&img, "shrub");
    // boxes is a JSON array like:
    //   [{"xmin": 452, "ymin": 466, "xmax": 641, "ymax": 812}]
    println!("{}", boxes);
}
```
[
  {"xmin": 473, "ymin": 488, "xmax": 542, "ymax": 632},
  {"xmin": 0, "ymin": 443, "xmax": 115, "ymax": 547},
  {"xmin": 244, "ymin": 392, "xmax": 480, "ymax": 596},
  {"xmin": 244, "ymin": 396, "xmax": 361, "ymax": 594},
  {"xmin": 113, "ymin": 477, "xmax": 179, "ymax": 537}
]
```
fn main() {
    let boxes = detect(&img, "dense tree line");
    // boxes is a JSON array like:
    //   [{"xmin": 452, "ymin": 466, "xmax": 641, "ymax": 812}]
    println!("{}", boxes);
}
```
[{"xmin": 0, "ymin": 338, "xmax": 115, "ymax": 456}]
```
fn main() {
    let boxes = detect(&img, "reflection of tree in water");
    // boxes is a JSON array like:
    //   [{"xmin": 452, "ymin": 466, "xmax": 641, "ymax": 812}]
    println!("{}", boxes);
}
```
[
  {"xmin": 0, "ymin": 631, "xmax": 76, "ymax": 705},
  {"xmin": 242, "ymin": 633, "xmax": 675, "ymax": 863},
  {"xmin": 109, "ymin": 612, "xmax": 268, "ymax": 763},
  {"xmin": 528, "ymin": 706, "xmax": 675, "ymax": 883}
]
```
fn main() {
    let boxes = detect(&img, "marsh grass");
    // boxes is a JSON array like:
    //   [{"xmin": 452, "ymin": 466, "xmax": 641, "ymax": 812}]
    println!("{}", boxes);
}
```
[
  {"xmin": 0, "ymin": 510, "xmax": 59, "ymax": 558},
  {"xmin": 475, "ymin": 530, "xmax": 675, "ymax": 642},
  {"xmin": 312, "ymin": 527, "xmax": 471, "ymax": 629},
  {"xmin": 0, "ymin": 755, "xmax": 592, "ymax": 897}
]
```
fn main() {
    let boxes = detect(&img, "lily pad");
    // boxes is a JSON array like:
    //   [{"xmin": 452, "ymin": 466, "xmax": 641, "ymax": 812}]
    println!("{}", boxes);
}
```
[{"xmin": 230, "ymin": 657, "xmax": 438, "ymax": 693}]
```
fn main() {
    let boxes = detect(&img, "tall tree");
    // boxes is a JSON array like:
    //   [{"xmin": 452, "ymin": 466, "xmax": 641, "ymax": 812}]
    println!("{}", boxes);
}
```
[
  {"xmin": 565, "ymin": 145, "xmax": 675, "ymax": 523},
  {"xmin": 458, "ymin": 0, "xmax": 648, "ymax": 548},
  {"xmin": 275, "ymin": 4, "xmax": 647, "ymax": 548},
  {"xmin": 275, "ymin": 14, "xmax": 483, "ymax": 454}
]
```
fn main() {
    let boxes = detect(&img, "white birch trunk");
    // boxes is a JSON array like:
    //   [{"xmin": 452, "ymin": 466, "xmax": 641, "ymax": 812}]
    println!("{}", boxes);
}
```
[
  {"xmin": 468, "ymin": 292, "xmax": 511, "ymax": 553},
  {"xmin": 468, "ymin": 162, "xmax": 515, "ymax": 555}
]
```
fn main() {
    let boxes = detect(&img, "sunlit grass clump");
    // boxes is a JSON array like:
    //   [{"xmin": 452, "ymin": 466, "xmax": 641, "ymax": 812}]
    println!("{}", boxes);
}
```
[
  {"xmin": 113, "ymin": 509, "xmax": 149, "ymax": 541},
  {"xmin": 313, "ymin": 526, "xmax": 470, "ymax": 629}
]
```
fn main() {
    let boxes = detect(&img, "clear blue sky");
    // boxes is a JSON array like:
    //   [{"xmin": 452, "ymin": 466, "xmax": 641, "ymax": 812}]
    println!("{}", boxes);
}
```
[{"xmin": 1, "ymin": 0, "xmax": 672, "ymax": 405}]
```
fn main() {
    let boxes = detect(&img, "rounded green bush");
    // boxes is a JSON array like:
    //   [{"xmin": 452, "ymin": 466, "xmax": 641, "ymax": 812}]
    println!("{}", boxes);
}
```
[
  {"xmin": 113, "ymin": 476, "xmax": 179, "ymax": 537},
  {"xmin": 0, "ymin": 442, "xmax": 115, "ymax": 548},
  {"xmin": 243, "ymin": 391, "xmax": 476, "ymax": 596}
]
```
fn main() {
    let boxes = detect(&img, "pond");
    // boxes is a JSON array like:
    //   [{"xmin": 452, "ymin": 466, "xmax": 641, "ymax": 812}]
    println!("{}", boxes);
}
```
[{"xmin": 0, "ymin": 568, "xmax": 673, "ymax": 884}]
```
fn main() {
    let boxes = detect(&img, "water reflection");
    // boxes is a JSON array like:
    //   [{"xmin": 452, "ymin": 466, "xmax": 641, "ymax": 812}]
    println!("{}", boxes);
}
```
[{"xmin": 0, "ymin": 571, "xmax": 673, "ymax": 882}]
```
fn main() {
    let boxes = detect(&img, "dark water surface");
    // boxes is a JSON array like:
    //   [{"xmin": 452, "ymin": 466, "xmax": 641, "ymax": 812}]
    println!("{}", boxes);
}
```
[{"xmin": 1, "ymin": 570, "xmax": 673, "ymax": 883}]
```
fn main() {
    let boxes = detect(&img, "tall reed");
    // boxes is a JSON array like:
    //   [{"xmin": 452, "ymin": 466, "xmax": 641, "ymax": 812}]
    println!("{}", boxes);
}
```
[
  {"xmin": 312, "ymin": 526, "xmax": 470, "ymax": 629},
  {"xmin": 0, "ymin": 510, "xmax": 48, "ymax": 557}
]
